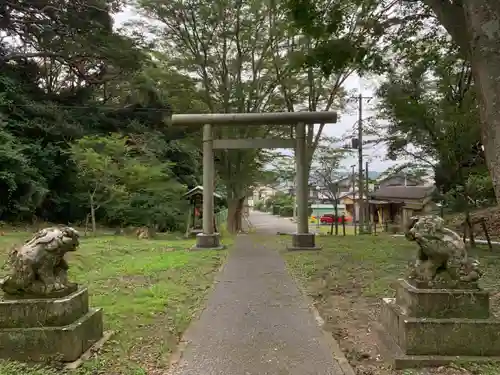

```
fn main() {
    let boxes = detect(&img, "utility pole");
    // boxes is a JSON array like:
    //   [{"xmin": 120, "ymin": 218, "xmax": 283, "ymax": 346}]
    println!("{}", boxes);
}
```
[
  {"xmin": 293, "ymin": 182, "xmax": 297, "ymax": 222},
  {"xmin": 365, "ymin": 161, "xmax": 370, "ymax": 233},
  {"xmin": 357, "ymin": 94, "xmax": 364, "ymax": 233},
  {"xmin": 351, "ymin": 93, "xmax": 372, "ymax": 234},
  {"xmin": 351, "ymin": 164, "xmax": 357, "ymax": 235}
]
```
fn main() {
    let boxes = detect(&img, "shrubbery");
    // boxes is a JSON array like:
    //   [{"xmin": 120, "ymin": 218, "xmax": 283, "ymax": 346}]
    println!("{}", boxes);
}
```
[{"xmin": 279, "ymin": 205, "xmax": 294, "ymax": 217}]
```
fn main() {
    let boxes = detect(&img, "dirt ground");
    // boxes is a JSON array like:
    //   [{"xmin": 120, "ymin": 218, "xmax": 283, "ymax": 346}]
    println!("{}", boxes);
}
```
[
  {"xmin": 284, "ymin": 235, "xmax": 500, "ymax": 375},
  {"xmin": 314, "ymin": 287, "xmax": 498, "ymax": 375}
]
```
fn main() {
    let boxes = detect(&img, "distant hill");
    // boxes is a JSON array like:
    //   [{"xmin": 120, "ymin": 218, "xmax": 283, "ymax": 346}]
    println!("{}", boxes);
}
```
[
  {"xmin": 336, "ymin": 171, "xmax": 382, "ymax": 180},
  {"xmin": 368, "ymin": 171, "xmax": 382, "ymax": 179}
]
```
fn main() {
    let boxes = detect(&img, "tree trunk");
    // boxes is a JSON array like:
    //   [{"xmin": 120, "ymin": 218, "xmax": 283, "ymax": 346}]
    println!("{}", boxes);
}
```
[
  {"xmin": 84, "ymin": 213, "xmax": 90, "ymax": 237},
  {"xmin": 89, "ymin": 193, "xmax": 97, "ymax": 235},
  {"xmin": 464, "ymin": 1, "xmax": 500, "ymax": 202},
  {"xmin": 334, "ymin": 202, "xmax": 339, "ymax": 235},
  {"xmin": 227, "ymin": 197, "xmax": 245, "ymax": 233},
  {"xmin": 465, "ymin": 210, "xmax": 476, "ymax": 247},
  {"xmin": 424, "ymin": 0, "xmax": 500, "ymax": 201}
]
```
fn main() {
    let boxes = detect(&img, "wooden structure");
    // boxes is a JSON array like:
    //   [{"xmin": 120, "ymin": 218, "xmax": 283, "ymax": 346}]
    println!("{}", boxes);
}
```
[
  {"xmin": 183, "ymin": 186, "xmax": 223, "ymax": 238},
  {"xmin": 339, "ymin": 192, "xmax": 363, "ymax": 223},
  {"xmin": 368, "ymin": 186, "xmax": 436, "ymax": 228},
  {"xmin": 461, "ymin": 215, "xmax": 493, "ymax": 250}
]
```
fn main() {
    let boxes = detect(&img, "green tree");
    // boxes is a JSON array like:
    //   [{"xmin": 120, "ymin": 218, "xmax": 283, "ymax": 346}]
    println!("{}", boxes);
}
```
[
  {"xmin": 419, "ymin": 1, "xmax": 500, "ymax": 203},
  {"xmin": 0, "ymin": 0, "xmax": 204, "ymax": 227},
  {"xmin": 267, "ymin": 153, "xmax": 296, "ymax": 187},
  {"xmin": 374, "ymin": 28, "xmax": 495, "ymax": 216},
  {"xmin": 0, "ymin": 0, "xmax": 149, "ymax": 222},
  {"xmin": 134, "ymin": 0, "xmax": 299, "ymax": 232},
  {"xmin": 286, "ymin": 0, "xmax": 500, "ymax": 202},
  {"xmin": 0, "ymin": 120, "xmax": 48, "ymax": 221},
  {"xmin": 309, "ymin": 137, "xmax": 349, "ymax": 234},
  {"xmin": 71, "ymin": 134, "xmax": 188, "ymax": 232},
  {"xmin": 71, "ymin": 135, "xmax": 130, "ymax": 233}
]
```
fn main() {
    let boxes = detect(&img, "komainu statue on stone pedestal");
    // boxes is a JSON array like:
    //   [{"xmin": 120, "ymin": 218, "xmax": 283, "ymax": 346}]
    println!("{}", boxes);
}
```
[
  {"xmin": 405, "ymin": 215, "xmax": 481, "ymax": 288},
  {"xmin": 0, "ymin": 226, "xmax": 80, "ymax": 298}
]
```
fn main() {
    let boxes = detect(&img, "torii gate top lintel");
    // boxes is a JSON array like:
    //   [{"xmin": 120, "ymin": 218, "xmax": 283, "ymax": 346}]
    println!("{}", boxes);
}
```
[{"xmin": 171, "ymin": 111, "xmax": 337, "ymax": 126}]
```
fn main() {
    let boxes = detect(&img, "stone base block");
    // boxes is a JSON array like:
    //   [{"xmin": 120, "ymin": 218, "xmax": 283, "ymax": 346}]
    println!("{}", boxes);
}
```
[
  {"xmin": 395, "ymin": 279, "xmax": 490, "ymax": 319},
  {"xmin": 0, "ymin": 288, "xmax": 89, "ymax": 328},
  {"xmin": 409, "ymin": 279, "xmax": 480, "ymax": 290},
  {"xmin": 373, "ymin": 321, "xmax": 500, "ymax": 369},
  {"xmin": 187, "ymin": 229, "xmax": 203, "ymax": 238},
  {"xmin": 193, "ymin": 233, "xmax": 225, "ymax": 250},
  {"xmin": 3, "ymin": 283, "xmax": 79, "ymax": 300},
  {"xmin": 287, "ymin": 233, "xmax": 322, "ymax": 251},
  {"xmin": 380, "ymin": 298, "xmax": 500, "ymax": 357},
  {"xmin": 0, "ymin": 308, "xmax": 103, "ymax": 362}
]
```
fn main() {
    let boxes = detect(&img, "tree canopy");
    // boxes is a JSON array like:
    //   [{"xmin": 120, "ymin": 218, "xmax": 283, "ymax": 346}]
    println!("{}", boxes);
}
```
[
  {"xmin": 0, "ymin": 0, "xmax": 201, "ymax": 231},
  {"xmin": 3, "ymin": 0, "xmax": 496, "ymax": 233},
  {"xmin": 285, "ymin": 0, "xmax": 500, "ymax": 205}
]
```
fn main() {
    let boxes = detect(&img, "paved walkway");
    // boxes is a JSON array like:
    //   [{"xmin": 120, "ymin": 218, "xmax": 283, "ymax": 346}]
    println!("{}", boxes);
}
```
[
  {"xmin": 247, "ymin": 211, "xmax": 319, "ymax": 234},
  {"xmin": 170, "ymin": 211, "xmax": 345, "ymax": 375}
]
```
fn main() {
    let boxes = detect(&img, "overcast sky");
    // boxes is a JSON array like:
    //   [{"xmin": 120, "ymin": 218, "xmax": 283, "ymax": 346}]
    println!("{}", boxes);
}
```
[
  {"xmin": 329, "ymin": 75, "xmax": 400, "ymax": 173},
  {"xmin": 114, "ymin": 9, "xmax": 402, "ymax": 174}
]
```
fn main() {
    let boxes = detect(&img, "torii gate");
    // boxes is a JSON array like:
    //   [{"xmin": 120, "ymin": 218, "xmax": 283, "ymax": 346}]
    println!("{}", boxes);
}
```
[{"xmin": 171, "ymin": 111, "xmax": 338, "ymax": 250}]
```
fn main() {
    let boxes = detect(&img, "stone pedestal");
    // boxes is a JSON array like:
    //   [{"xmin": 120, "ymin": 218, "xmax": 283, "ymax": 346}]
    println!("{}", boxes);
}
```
[
  {"xmin": 287, "ymin": 233, "xmax": 322, "ymax": 251},
  {"xmin": 376, "ymin": 279, "xmax": 500, "ymax": 369},
  {"xmin": 193, "ymin": 233, "xmax": 225, "ymax": 250},
  {"xmin": 0, "ymin": 287, "xmax": 103, "ymax": 362}
]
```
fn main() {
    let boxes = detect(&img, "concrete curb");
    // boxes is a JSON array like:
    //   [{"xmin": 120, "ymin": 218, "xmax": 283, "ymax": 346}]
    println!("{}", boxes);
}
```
[
  {"xmin": 269, "ymin": 234, "xmax": 356, "ymax": 375},
  {"xmin": 303, "ymin": 294, "xmax": 357, "ymax": 375},
  {"xmin": 282, "ymin": 251, "xmax": 356, "ymax": 373},
  {"xmin": 65, "ymin": 330, "xmax": 115, "ymax": 370}
]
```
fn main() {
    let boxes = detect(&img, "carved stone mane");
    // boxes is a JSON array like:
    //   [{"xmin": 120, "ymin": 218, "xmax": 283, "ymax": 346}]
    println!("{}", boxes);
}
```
[
  {"xmin": 0, "ymin": 226, "xmax": 80, "ymax": 298},
  {"xmin": 406, "ymin": 215, "xmax": 481, "ymax": 288}
]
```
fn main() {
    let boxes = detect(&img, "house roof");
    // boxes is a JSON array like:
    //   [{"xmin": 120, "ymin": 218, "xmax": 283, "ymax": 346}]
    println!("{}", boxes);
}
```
[
  {"xmin": 370, "ymin": 185, "xmax": 435, "ymax": 201},
  {"xmin": 332, "ymin": 176, "xmax": 351, "ymax": 184},
  {"xmin": 339, "ymin": 191, "xmax": 354, "ymax": 199},
  {"xmin": 376, "ymin": 173, "xmax": 423, "ymax": 184},
  {"xmin": 183, "ymin": 186, "xmax": 223, "ymax": 199},
  {"xmin": 338, "ymin": 190, "xmax": 368, "ymax": 200}
]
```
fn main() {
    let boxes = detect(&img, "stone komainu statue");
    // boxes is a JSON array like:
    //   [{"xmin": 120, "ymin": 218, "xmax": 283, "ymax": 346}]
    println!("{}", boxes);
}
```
[
  {"xmin": 405, "ymin": 215, "xmax": 481, "ymax": 287},
  {"xmin": 0, "ymin": 226, "xmax": 80, "ymax": 297}
]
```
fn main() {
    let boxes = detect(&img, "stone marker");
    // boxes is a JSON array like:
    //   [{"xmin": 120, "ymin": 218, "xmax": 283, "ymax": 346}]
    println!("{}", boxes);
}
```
[
  {"xmin": 376, "ymin": 215, "xmax": 500, "ymax": 369},
  {"xmin": 0, "ymin": 227, "xmax": 103, "ymax": 362}
]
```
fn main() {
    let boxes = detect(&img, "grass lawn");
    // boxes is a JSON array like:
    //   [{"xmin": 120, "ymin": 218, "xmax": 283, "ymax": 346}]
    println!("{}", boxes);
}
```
[
  {"xmin": 314, "ymin": 224, "xmax": 356, "ymax": 235},
  {"xmin": 0, "ymin": 231, "xmax": 231, "ymax": 375},
  {"xmin": 283, "ymin": 234, "xmax": 500, "ymax": 375},
  {"xmin": 311, "ymin": 222, "xmax": 390, "ymax": 236}
]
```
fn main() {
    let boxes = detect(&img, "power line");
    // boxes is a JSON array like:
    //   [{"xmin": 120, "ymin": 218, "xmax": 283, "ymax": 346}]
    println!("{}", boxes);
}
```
[
  {"xmin": 350, "ymin": 94, "xmax": 372, "ymax": 234},
  {"xmin": 0, "ymin": 103, "xmax": 174, "ymax": 112}
]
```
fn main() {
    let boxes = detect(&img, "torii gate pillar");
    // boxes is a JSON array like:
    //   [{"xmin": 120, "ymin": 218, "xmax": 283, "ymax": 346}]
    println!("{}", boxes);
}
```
[
  {"xmin": 195, "ymin": 123, "xmax": 223, "ymax": 249},
  {"xmin": 288, "ymin": 122, "xmax": 317, "ymax": 250}
]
